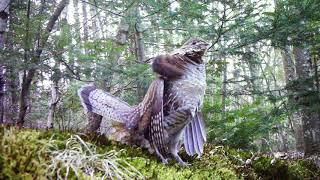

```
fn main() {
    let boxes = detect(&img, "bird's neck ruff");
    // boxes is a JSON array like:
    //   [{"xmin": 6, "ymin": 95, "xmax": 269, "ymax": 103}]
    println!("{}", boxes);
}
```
[{"xmin": 171, "ymin": 48, "xmax": 205, "ymax": 64}]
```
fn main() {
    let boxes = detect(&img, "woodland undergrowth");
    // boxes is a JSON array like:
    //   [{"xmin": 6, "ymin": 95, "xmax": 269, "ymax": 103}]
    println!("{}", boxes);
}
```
[{"xmin": 0, "ymin": 126, "xmax": 319, "ymax": 180}]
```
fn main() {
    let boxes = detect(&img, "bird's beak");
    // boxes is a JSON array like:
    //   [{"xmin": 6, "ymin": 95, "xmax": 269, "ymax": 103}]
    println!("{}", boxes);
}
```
[{"xmin": 201, "ymin": 43, "xmax": 211, "ymax": 51}]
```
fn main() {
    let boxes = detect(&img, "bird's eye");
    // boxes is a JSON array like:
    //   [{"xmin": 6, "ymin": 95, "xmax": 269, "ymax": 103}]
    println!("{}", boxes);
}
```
[{"xmin": 192, "ymin": 41, "xmax": 197, "ymax": 45}]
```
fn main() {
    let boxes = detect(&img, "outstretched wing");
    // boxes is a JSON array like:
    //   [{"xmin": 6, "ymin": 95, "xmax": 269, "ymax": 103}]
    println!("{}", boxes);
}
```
[
  {"xmin": 152, "ymin": 54, "xmax": 189, "ymax": 79},
  {"xmin": 78, "ymin": 85, "xmax": 140, "ymax": 129},
  {"xmin": 184, "ymin": 112, "xmax": 207, "ymax": 157}
]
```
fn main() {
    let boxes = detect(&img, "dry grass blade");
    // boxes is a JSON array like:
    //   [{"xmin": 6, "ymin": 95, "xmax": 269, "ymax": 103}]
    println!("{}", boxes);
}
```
[{"xmin": 45, "ymin": 135, "xmax": 144, "ymax": 179}]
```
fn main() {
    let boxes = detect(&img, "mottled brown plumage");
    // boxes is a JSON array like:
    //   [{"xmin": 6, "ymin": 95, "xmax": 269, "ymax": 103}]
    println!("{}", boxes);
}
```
[{"xmin": 79, "ymin": 38, "xmax": 209, "ymax": 166}]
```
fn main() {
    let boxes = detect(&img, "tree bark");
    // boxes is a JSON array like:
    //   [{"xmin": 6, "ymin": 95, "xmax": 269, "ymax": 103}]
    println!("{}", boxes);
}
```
[
  {"xmin": 221, "ymin": 57, "xmax": 227, "ymax": 119},
  {"xmin": 293, "ymin": 46, "xmax": 320, "ymax": 156},
  {"xmin": 134, "ymin": 5, "xmax": 147, "ymax": 101},
  {"xmin": 0, "ymin": 66, "xmax": 4, "ymax": 124},
  {"xmin": 0, "ymin": 0, "xmax": 10, "ymax": 124},
  {"xmin": 16, "ymin": 0, "xmax": 68, "ymax": 127},
  {"xmin": 85, "ymin": 112, "xmax": 102, "ymax": 133},
  {"xmin": 0, "ymin": 0, "xmax": 9, "ymax": 49},
  {"xmin": 81, "ymin": 1, "xmax": 88, "ymax": 42},
  {"xmin": 47, "ymin": 81, "xmax": 59, "ymax": 129},
  {"xmin": 281, "ymin": 46, "xmax": 304, "ymax": 152},
  {"xmin": 89, "ymin": 0, "xmax": 98, "ymax": 39}
]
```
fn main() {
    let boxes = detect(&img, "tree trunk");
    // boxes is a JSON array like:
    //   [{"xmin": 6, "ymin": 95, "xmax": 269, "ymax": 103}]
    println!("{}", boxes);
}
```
[
  {"xmin": 4, "ymin": 6, "xmax": 18, "ymax": 125},
  {"xmin": 7, "ymin": 69, "xmax": 18, "ymax": 124},
  {"xmin": 85, "ymin": 112, "xmax": 103, "ymax": 133},
  {"xmin": 47, "ymin": 81, "xmax": 59, "ymax": 129},
  {"xmin": 0, "ymin": 66, "xmax": 4, "ymax": 124},
  {"xmin": 281, "ymin": 45, "xmax": 304, "ymax": 152},
  {"xmin": 81, "ymin": 1, "xmax": 88, "ymax": 42},
  {"xmin": 293, "ymin": 46, "xmax": 320, "ymax": 156},
  {"xmin": 16, "ymin": 0, "xmax": 68, "ymax": 127},
  {"xmin": 72, "ymin": 0, "xmax": 81, "ymax": 76},
  {"xmin": 0, "ymin": 0, "xmax": 9, "ymax": 49},
  {"xmin": 221, "ymin": 57, "xmax": 227, "ymax": 119},
  {"xmin": 0, "ymin": 0, "xmax": 10, "ymax": 124},
  {"xmin": 134, "ymin": 5, "xmax": 147, "ymax": 101},
  {"xmin": 89, "ymin": 0, "xmax": 98, "ymax": 39}
]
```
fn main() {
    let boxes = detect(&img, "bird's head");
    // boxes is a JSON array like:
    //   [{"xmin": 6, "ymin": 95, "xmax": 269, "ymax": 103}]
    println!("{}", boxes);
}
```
[{"xmin": 178, "ymin": 38, "xmax": 210, "ymax": 62}]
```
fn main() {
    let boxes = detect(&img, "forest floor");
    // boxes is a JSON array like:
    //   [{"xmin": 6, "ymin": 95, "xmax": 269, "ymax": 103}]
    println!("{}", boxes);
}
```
[{"xmin": 0, "ymin": 126, "xmax": 319, "ymax": 179}]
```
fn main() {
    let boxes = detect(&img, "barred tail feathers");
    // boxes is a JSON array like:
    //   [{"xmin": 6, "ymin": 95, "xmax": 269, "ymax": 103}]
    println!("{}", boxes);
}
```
[{"xmin": 78, "ymin": 84, "xmax": 136, "ymax": 126}]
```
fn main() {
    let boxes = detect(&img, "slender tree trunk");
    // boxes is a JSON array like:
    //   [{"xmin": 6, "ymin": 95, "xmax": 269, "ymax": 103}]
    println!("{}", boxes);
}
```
[
  {"xmin": 0, "ymin": 0, "xmax": 10, "ymax": 124},
  {"xmin": 0, "ymin": 67, "xmax": 4, "ymax": 124},
  {"xmin": 81, "ymin": 1, "xmax": 88, "ymax": 42},
  {"xmin": 72, "ymin": 0, "xmax": 81, "ymax": 76},
  {"xmin": 221, "ymin": 56, "xmax": 227, "ymax": 119},
  {"xmin": 16, "ymin": 0, "xmax": 68, "ymax": 127},
  {"xmin": 89, "ymin": 0, "xmax": 98, "ymax": 39},
  {"xmin": 134, "ymin": 5, "xmax": 146, "ymax": 101},
  {"xmin": 47, "ymin": 81, "xmax": 59, "ymax": 129}
]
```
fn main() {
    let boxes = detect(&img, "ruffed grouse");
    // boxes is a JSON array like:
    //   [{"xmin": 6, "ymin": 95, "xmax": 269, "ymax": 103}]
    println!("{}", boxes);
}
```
[{"xmin": 79, "ymin": 38, "xmax": 209, "ymax": 166}]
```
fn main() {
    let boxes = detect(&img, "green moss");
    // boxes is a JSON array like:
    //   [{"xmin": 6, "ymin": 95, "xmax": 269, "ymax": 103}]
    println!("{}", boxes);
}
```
[
  {"xmin": 250, "ymin": 157, "xmax": 320, "ymax": 180},
  {"xmin": 288, "ymin": 160, "xmax": 320, "ymax": 179},
  {"xmin": 0, "ymin": 127, "xmax": 319, "ymax": 179},
  {"xmin": 252, "ymin": 157, "xmax": 289, "ymax": 179},
  {"xmin": 0, "ymin": 128, "xmax": 47, "ymax": 179}
]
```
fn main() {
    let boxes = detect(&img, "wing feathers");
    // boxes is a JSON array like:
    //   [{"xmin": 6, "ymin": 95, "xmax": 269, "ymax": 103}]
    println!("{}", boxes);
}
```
[
  {"xmin": 152, "ymin": 54, "xmax": 187, "ymax": 79},
  {"xmin": 183, "ymin": 112, "xmax": 207, "ymax": 157},
  {"xmin": 197, "ymin": 112, "xmax": 207, "ymax": 142},
  {"xmin": 149, "ymin": 79, "xmax": 166, "ymax": 154},
  {"xmin": 192, "ymin": 116, "xmax": 201, "ymax": 155},
  {"xmin": 184, "ymin": 126, "xmax": 191, "ymax": 155},
  {"xmin": 194, "ymin": 113, "xmax": 205, "ymax": 154}
]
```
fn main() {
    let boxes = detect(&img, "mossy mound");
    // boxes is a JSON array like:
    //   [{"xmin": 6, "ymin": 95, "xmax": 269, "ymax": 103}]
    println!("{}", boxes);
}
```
[{"xmin": 0, "ymin": 127, "xmax": 319, "ymax": 179}]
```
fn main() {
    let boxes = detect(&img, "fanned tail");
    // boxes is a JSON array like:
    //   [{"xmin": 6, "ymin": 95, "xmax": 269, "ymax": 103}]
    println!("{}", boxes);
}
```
[
  {"xmin": 78, "ymin": 84, "xmax": 139, "ymax": 129},
  {"xmin": 184, "ymin": 112, "xmax": 206, "ymax": 157}
]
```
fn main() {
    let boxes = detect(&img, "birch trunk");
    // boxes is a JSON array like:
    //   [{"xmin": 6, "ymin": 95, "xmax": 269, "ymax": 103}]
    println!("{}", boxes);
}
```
[{"xmin": 47, "ymin": 80, "xmax": 60, "ymax": 129}]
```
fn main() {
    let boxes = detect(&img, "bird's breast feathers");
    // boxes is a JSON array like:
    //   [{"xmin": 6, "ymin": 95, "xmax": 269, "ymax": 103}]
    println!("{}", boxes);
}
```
[
  {"xmin": 162, "ymin": 63, "xmax": 206, "ymax": 138},
  {"xmin": 169, "ymin": 63, "xmax": 206, "ymax": 108}
]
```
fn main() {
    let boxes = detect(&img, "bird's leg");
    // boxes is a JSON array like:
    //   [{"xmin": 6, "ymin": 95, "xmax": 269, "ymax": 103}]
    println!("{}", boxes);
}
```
[
  {"xmin": 153, "ymin": 144, "xmax": 168, "ymax": 164},
  {"xmin": 170, "ymin": 141, "xmax": 191, "ymax": 167}
]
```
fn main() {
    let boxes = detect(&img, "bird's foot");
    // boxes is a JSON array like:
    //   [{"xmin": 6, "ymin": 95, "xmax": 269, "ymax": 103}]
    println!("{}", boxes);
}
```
[
  {"xmin": 153, "ymin": 145, "xmax": 168, "ymax": 165},
  {"xmin": 177, "ymin": 160, "xmax": 192, "ymax": 167},
  {"xmin": 173, "ymin": 153, "xmax": 191, "ymax": 167},
  {"xmin": 161, "ymin": 158, "xmax": 169, "ymax": 164}
]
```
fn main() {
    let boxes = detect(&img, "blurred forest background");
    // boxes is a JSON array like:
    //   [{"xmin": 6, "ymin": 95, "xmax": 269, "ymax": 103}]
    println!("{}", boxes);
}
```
[{"xmin": 0, "ymin": 0, "xmax": 319, "ymax": 157}]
